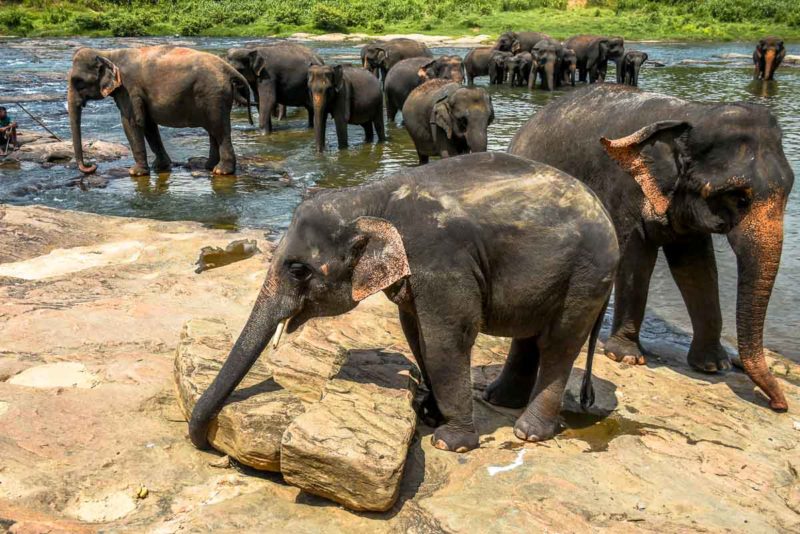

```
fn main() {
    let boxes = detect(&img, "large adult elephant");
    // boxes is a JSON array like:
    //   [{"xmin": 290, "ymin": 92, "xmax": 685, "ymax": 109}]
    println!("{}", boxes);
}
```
[
  {"xmin": 384, "ymin": 56, "xmax": 465, "ymax": 121},
  {"xmin": 402, "ymin": 80, "xmax": 494, "ymax": 164},
  {"xmin": 188, "ymin": 152, "xmax": 618, "ymax": 453},
  {"xmin": 68, "ymin": 46, "xmax": 251, "ymax": 176},
  {"xmin": 362, "ymin": 38, "xmax": 433, "ymax": 82},
  {"xmin": 564, "ymin": 35, "xmax": 623, "ymax": 83},
  {"xmin": 494, "ymin": 31, "xmax": 551, "ymax": 54},
  {"xmin": 307, "ymin": 64, "xmax": 385, "ymax": 152},
  {"xmin": 753, "ymin": 37, "xmax": 786, "ymax": 81},
  {"xmin": 509, "ymin": 85, "xmax": 795, "ymax": 412},
  {"xmin": 227, "ymin": 43, "xmax": 323, "ymax": 133},
  {"xmin": 530, "ymin": 39, "xmax": 563, "ymax": 91},
  {"xmin": 464, "ymin": 47, "xmax": 493, "ymax": 85}
]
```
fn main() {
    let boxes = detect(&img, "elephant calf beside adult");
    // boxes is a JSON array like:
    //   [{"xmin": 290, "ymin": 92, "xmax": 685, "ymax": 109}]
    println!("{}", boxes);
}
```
[
  {"xmin": 227, "ymin": 43, "xmax": 323, "ymax": 134},
  {"xmin": 402, "ymin": 80, "xmax": 494, "ymax": 164},
  {"xmin": 362, "ymin": 38, "xmax": 433, "ymax": 82},
  {"xmin": 384, "ymin": 56, "xmax": 464, "ymax": 122},
  {"xmin": 307, "ymin": 65, "xmax": 385, "ymax": 153},
  {"xmin": 509, "ymin": 84, "xmax": 795, "ymax": 412},
  {"xmin": 564, "ymin": 35, "xmax": 624, "ymax": 83},
  {"xmin": 620, "ymin": 51, "xmax": 648, "ymax": 87},
  {"xmin": 68, "ymin": 45, "xmax": 251, "ymax": 176},
  {"xmin": 753, "ymin": 37, "xmax": 786, "ymax": 81}
]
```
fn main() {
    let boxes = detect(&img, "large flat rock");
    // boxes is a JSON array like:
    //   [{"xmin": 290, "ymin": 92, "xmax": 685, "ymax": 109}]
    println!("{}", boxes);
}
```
[
  {"xmin": 281, "ymin": 349, "xmax": 420, "ymax": 512},
  {"xmin": 174, "ymin": 318, "xmax": 305, "ymax": 472}
]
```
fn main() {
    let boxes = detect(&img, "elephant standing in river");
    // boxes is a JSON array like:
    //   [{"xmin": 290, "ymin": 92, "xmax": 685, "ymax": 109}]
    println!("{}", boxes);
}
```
[
  {"xmin": 362, "ymin": 38, "xmax": 433, "ymax": 82},
  {"xmin": 68, "ymin": 45, "xmax": 251, "ymax": 176},
  {"xmin": 402, "ymin": 80, "xmax": 494, "ymax": 164},
  {"xmin": 489, "ymin": 51, "xmax": 512, "ymax": 84},
  {"xmin": 188, "ymin": 152, "xmax": 618, "ymax": 453},
  {"xmin": 560, "ymin": 48, "xmax": 577, "ymax": 87},
  {"xmin": 384, "ymin": 56, "xmax": 464, "ymax": 122},
  {"xmin": 227, "ymin": 43, "xmax": 323, "ymax": 133},
  {"xmin": 464, "ymin": 47, "xmax": 493, "ymax": 85},
  {"xmin": 506, "ymin": 52, "xmax": 533, "ymax": 87},
  {"xmin": 494, "ymin": 31, "xmax": 551, "ymax": 54},
  {"xmin": 307, "ymin": 64, "xmax": 385, "ymax": 152},
  {"xmin": 530, "ymin": 39, "xmax": 563, "ymax": 91},
  {"xmin": 564, "ymin": 35, "xmax": 623, "ymax": 83},
  {"xmin": 509, "ymin": 84, "xmax": 795, "ymax": 413},
  {"xmin": 753, "ymin": 37, "xmax": 786, "ymax": 81},
  {"xmin": 620, "ymin": 51, "xmax": 648, "ymax": 86}
]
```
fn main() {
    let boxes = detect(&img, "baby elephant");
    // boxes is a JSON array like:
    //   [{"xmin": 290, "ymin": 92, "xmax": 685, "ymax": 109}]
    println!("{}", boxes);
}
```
[
  {"xmin": 188, "ymin": 152, "xmax": 619, "ymax": 453},
  {"xmin": 507, "ymin": 52, "xmax": 533, "ymax": 87},
  {"xmin": 384, "ymin": 55, "xmax": 465, "ymax": 122},
  {"xmin": 561, "ymin": 48, "xmax": 577, "ymax": 87},
  {"xmin": 620, "ymin": 51, "xmax": 648, "ymax": 86},
  {"xmin": 402, "ymin": 79, "xmax": 494, "ymax": 164},
  {"xmin": 489, "ymin": 50, "xmax": 512, "ymax": 84},
  {"xmin": 308, "ymin": 64, "xmax": 385, "ymax": 152},
  {"xmin": 753, "ymin": 37, "xmax": 786, "ymax": 81}
]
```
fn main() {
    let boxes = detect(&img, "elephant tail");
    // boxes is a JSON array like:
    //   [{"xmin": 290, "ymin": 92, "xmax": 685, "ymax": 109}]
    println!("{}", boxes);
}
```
[
  {"xmin": 230, "ymin": 70, "xmax": 253, "ymax": 126},
  {"xmin": 580, "ymin": 296, "xmax": 609, "ymax": 410}
]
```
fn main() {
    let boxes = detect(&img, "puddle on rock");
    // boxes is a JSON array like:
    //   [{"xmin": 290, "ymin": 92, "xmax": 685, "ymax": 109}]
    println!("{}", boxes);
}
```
[{"xmin": 559, "ymin": 412, "xmax": 652, "ymax": 453}]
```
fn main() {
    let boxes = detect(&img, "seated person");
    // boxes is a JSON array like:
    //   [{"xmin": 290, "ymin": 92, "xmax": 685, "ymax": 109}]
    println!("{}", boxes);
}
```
[{"xmin": 0, "ymin": 106, "xmax": 19, "ymax": 152}]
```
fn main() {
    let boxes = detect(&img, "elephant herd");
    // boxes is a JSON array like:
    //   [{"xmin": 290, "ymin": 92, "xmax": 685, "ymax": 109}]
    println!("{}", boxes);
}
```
[{"xmin": 62, "ymin": 35, "xmax": 796, "ymax": 453}]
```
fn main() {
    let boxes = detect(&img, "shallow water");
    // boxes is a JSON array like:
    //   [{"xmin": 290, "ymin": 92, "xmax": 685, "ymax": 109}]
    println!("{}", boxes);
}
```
[{"xmin": 0, "ymin": 37, "xmax": 797, "ymax": 361}]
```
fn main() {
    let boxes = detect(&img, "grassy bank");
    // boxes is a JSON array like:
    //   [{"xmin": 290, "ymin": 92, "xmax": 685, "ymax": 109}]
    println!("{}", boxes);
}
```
[{"xmin": 1, "ymin": 0, "xmax": 799, "ymax": 41}]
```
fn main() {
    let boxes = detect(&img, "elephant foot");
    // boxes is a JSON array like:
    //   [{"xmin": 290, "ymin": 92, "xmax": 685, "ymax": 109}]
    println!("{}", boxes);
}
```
[
  {"xmin": 418, "ymin": 393, "xmax": 445, "ymax": 427},
  {"xmin": 605, "ymin": 334, "xmax": 647, "ymax": 366},
  {"xmin": 513, "ymin": 411, "xmax": 558, "ymax": 443},
  {"xmin": 431, "ymin": 423, "xmax": 479, "ymax": 453},
  {"xmin": 212, "ymin": 163, "xmax": 236, "ymax": 176},
  {"xmin": 687, "ymin": 342, "xmax": 731, "ymax": 373},
  {"xmin": 128, "ymin": 164, "xmax": 150, "ymax": 177},
  {"xmin": 483, "ymin": 373, "xmax": 534, "ymax": 409},
  {"xmin": 152, "ymin": 158, "xmax": 172, "ymax": 173}
]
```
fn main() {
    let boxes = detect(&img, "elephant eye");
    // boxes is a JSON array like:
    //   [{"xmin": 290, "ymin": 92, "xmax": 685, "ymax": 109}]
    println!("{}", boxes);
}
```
[{"xmin": 287, "ymin": 262, "xmax": 312, "ymax": 281}]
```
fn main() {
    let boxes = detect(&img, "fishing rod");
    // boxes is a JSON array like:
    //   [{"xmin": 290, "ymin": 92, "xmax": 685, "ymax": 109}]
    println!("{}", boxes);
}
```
[{"xmin": 13, "ymin": 101, "xmax": 63, "ymax": 142}]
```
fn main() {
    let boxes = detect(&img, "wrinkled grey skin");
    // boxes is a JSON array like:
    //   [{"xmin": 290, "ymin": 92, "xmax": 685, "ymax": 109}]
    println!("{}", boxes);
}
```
[
  {"xmin": 560, "ymin": 48, "xmax": 577, "ymax": 87},
  {"xmin": 620, "ymin": 51, "xmax": 648, "ymax": 87},
  {"xmin": 506, "ymin": 52, "xmax": 533, "ymax": 87},
  {"xmin": 227, "ymin": 43, "xmax": 323, "ymax": 133},
  {"xmin": 564, "ymin": 35, "xmax": 623, "ymax": 83},
  {"xmin": 188, "ymin": 152, "xmax": 618, "ymax": 453},
  {"xmin": 362, "ymin": 38, "xmax": 433, "ymax": 82},
  {"xmin": 307, "ymin": 64, "xmax": 385, "ymax": 152},
  {"xmin": 402, "ymin": 79, "xmax": 494, "ymax": 164},
  {"xmin": 68, "ymin": 45, "xmax": 251, "ymax": 177},
  {"xmin": 464, "ymin": 47, "xmax": 493, "ymax": 85},
  {"xmin": 753, "ymin": 37, "xmax": 786, "ymax": 81},
  {"xmin": 509, "ymin": 84, "xmax": 795, "ymax": 413},
  {"xmin": 384, "ymin": 56, "xmax": 465, "ymax": 122},
  {"xmin": 530, "ymin": 39, "xmax": 563, "ymax": 91},
  {"xmin": 489, "ymin": 50, "xmax": 512, "ymax": 84}
]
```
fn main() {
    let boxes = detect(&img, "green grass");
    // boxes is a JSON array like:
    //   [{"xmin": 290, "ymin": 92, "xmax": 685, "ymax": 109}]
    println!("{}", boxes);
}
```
[{"xmin": 1, "ymin": 0, "xmax": 799, "ymax": 41}]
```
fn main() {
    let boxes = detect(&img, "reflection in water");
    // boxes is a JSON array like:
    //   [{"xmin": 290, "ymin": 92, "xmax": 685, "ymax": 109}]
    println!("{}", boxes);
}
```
[{"xmin": 0, "ymin": 38, "xmax": 798, "ymax": 361}]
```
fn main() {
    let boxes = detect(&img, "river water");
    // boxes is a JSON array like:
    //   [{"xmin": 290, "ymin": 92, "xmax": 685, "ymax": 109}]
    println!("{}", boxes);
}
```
[{"xmin": 0, "ymin": 37, "xmax": 797, "ymax": 361}]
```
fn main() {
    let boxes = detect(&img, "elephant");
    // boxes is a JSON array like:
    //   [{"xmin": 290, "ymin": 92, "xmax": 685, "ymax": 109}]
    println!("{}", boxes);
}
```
[
  {"xmin": 68, "ymin": 45, "xmax": 251, "ymax": 177},
  {"xmin": 506, "ymin": 52, "xmax": 533, "ymax": 87},
  {"xmin": 560, "ymin": 48, "xmax": 577, "ymax": 87},
  {"xmin": 226, "ymin": 43, "xmax": 324, "ymax": 134},
  {"xmin": 384, "ymin": 56, "xmax": 465, "ymax": 122},
  {"xmin": 362, "ymin": 38, "xmax": 433, "ymax": 82},
  {"xmin": 530, "ymin": 39, "xmax": 563, "ymax": 91},
  {"xmin": 494, "ymin": 31, "xmax": 551, "ymax": 54},
  {"xmin": 360, "ymin": 41, "xmax": 383, "ymax": 77},
  {"xmin": 564, "ymin": 35, "xmax": 623, "ymax": 83},
  {"xmin": 753, "ymin": 37, "xmax": 786, "ymax": 81},
  {"xmin": 620, "ymin": 51, "xmax": 648, "ymax": 87},
  {"xmin": 402, "ymin": 80, "xmax": 494, "ymax": 164},
  {"xmin": 601, "ymin": 37, "xmax": 625, "ymax": 83},
  {"xmin": 509, "ymin": 84, "xmax": 795, "ymax": 413},
  {"xmin": 489, "ymin": 51, "xmax": 512, "ymax": 84},
  {"xmin": 464, "ymin": 47, "xmax": 493, "ymax": 85},
  {"xmin": 187, "ymin": 152, "xmax": 619, "ymax": 453},
  {"xmin": 307, "ymin": 64, "xmax": 385, "ymax": 153}
]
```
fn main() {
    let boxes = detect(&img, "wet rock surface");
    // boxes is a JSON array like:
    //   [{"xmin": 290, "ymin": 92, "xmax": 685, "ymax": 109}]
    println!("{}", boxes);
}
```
[
  {"xmin": 1, "ymin": 205, "xmax": 799, "ymax": 531},
  {"xmin": 2, "ymin": 131, "xmax": 129, "ymax": 164}
]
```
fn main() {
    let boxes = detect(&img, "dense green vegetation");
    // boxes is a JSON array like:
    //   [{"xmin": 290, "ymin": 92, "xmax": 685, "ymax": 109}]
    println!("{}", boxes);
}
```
[{"xmin": 1, "ymin": 0, "xmax": 799, "ymax": 41}]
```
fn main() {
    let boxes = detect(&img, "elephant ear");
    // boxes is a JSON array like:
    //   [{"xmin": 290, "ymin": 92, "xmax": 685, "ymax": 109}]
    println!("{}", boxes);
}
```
[
  {"xmin": 417, "ymin": 60, "xmax": 436, "ymax": 80},
  {"xmin": 333, "ymin": 65, "xmax": 350, "ymax": 122},
  {"xmin": 375, "ymin": 48, "xmax": 387, "ymax": 64},
  {"xmin": 430, "ymin": 95, "xmax": 453, "ymax": 141},
  {"xmin": 333, "ymin": 65, "xmax": 345, "ymax": 91},
  {"xmin": 96, "ymin": 56, "xmax": 121, "ymax": 97},
  {"xmin": 349, "ymin": 216, "xmax": 410, "ymax": 302},
  {"xmin": 600, "ymin": 120, "xmax": 692, "ymax": 218},
  {"xmin": 251, "ymin": 50, "xmax": 267, "ymax": 78}
]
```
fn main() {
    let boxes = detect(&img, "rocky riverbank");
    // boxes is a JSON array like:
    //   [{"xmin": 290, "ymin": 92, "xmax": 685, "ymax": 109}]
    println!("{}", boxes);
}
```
[{"xmin": 1, "ymin": 205, "xmax": 799, "ymax": 532}]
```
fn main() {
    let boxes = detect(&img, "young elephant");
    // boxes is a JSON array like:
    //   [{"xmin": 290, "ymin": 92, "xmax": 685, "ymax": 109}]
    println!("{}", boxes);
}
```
[
  {"xmin": 402, "ymin": 80, "xmax": 494, "ymax": 164},
  {"xmin": 227, "ymin": 43, "xmax": 323, "ymax": 134},
  {"xmin": 68, "ymin": 46, "xmax": 251, "ymax": 176},
  {"xmin": 620, "ymin": 51, "xmax": 648, "ymax": 86},
  {"xmin": 188, "ymin": 152, "xmax": 619, "ymax": 453},
  {"xmin": 307, "ymin": 65, "xmax": 385, "ymax": 153},
  {"xmin": 489, "ymin": 51, "xmax": 512, "ymax": 84},
  {"xmin": 464, "ymin": 47, "xmax": 493, "ymax": 85},
  {"xmin": 753, "ymin": 37, "xmax": 786, "ymax": 81},
  {"xmin": 507, "ymin": 52, "xmax": 533, "ymax": 87},
  {"xmin": 384, "ymin": 56, "xmax": 465, "ymax": 122},
  {"xmin": 561, "ymin": 48, "xmax": 578, "ymax": 87}
]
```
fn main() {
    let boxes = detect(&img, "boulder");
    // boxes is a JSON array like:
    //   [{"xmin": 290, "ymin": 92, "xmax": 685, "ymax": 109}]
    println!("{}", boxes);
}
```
[
  {"xmin": 7, "ymin": 134, "xmax": 129, "ymax": 164},
  {"xmin": 280, "ymin": 349, "xmax": 420, "ymax": 512},
  {"xmin": 174, "ymin": 318, "xmax": 305, "ymax": 472}
]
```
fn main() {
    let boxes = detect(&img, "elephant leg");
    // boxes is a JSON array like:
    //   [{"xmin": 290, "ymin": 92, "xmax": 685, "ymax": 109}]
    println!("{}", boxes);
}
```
[
  {"xmin": 386, "ymin": 100, "xmax": 398, "ymax": 123},
  {"xmin": 121, "ymin": 115, "xmax": 149, "ymax": 176},
  {"xmin": 663, "ymin": 236, "xmax": 730, "ymax": 372},
  {"xmin": 374, "ymin": 109, "xmax": 386, "ymax": 143},
  {"xmin": 417, "ymin": 152, "xmax": 429, "ymax": 165},
  {"xmin": 335, "ymin": 115, "xmax": 348, "ymax": 149},
  {"xmin": 257, "ymin": 81, "xmax": 276, "ymax": 133},
  {"xmin": 211, "ymin": 122, "xmax": 236, "ymax": 175},
  {"xmin": 578, "ymin": 66, "xmax": 587, "ymax": 83},
  {"xmin": 144, "ymin": 117, "xmax": 171, "ymax": 173},
  {"xmin": 605, "ymin": 230, "xmax": 658, "ymax": 365},
  {"xmin": 362, "ymin": 121, "xmax": 374, "ymax": 142},
  {"xmin": 483, "ymin": 336, "xmax": 540, "ymax": 409},
  {"xmin": 306, "ymin": 105, "xmax": 314, "ymax": 129},
  {"xmin": 399, "ymin": 308, "xmax": 443, "ymax": 427},
  {"xmin": 206, "ymin": 135, "xmax": 220, "ymax": 171}
]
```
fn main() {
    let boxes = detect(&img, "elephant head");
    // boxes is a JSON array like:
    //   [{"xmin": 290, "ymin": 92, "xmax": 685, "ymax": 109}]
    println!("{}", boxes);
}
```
[
  {"xmin": 363, "ymin": 45, "xmax": 387, "ymax": 76},
  {"xmin": 606, "ymin": 37, "xmax": 625, "ymax": 63},
  {"xmin": 755, "ymin": 37, "xmax": 786, "ymax": 81},
  {"xmin": 488, "ymin": 51, "xmax": 510, "ymax": 83},
  {"xmin": 430, "ymin": 87, "xmax": 494, "ymax": 155},
  {"xmin": 561, "ymin": 48, "xmax": 577, "ymax": 86},
  {"xmin": 68, "ymin": 48, "xmax": 123, "ymax": 174},
  {"xmin": 307, "ymin": 64, "xmax": 347, "ymax": 152},
  {"xmin": 532, "ymin": 43, "xmax": 559, "ymax": 91},
  {"xmin": 188, "ymin": 203, "xmax": 411, "ymax": 449},
  {"xmin": 226, "ymin": 47, "xmax": 257, "ymax": 86},
  {"xmin": 419, "ymin": 56, "xmax": 465, "ymax": 84},
  {"xmin": 622, "ymin": 51, "xmax": 648, "ymax": 86},
  {"xmin": 494, "ymin": 32, "xmax": 517, "ymax": 52},
  {"xmin": 600, "ymin": 107, "xmax": 794, "ymax": 411}
]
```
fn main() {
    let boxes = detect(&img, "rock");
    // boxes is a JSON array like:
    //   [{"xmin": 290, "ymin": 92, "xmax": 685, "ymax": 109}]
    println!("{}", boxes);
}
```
[
  {"xmin": 195, "ymin": 239, "xmax": 260, "ymax": 274},
  {"xmin": 0, "ymin": 240, "xmax": 144, "ymax": 280},
  {"xmin": 64, "ymin": 491, "xmax": 137, "ymax": 523},
  {"xmin": 7, "ymin": 362, "xmax": 98, "ymax": 389},
  {"xmin": 8, "ymin": 136, "xmax": 129, "ymax": 165},
  {"xmin": 174, "ymin": 318, "xmax": 305, "ymax": 472},
  {"xmin": 280, "ymin": 349, "xmax": 420, "ymax": 512}
]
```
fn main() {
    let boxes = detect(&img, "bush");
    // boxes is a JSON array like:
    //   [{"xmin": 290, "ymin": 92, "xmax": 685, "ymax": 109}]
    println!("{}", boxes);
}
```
[
  {"xmin": 275, "ymin": 7, "xmax": 305, "ymax": 25},
  {"xmin": 0, "ymin": 8, "xmax": 34, "ymax": 33},
  {"xmin": 44, "ymin": 9, "xmax": 70, "ymax": 24},
  {"xmin": 73, "ymin": 12, "xmax": 107, "ymax": 31},
  {"xmin": 107, "ymin": 12, "xmax": 146, "ymax": 36},
  {"xmin": 177, "ymin": 14, "xmax": 212, "ymax": 35},
  {"xmin": 367, "ymin": 19, "xmax": 385, "ymax": 33},
  {"xmin": 311, "ymin": 4, "xmax": 348, "ymax": 31}
]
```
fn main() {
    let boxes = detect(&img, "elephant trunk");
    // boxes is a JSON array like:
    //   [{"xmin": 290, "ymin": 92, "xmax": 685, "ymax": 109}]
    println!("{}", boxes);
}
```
[
  {"xmin": 465, "ymin": 122, "xmax": 488, "ymax": 154},
  {"xmin": 632, "ymin": 62, "xmax": 640, "ymax": 87},
  {"xmin": 188, "ymin": 271, "xmax": 292, "ymax": 449},
  {"xmin": 68, "ymin": 87, "xmax": 96, "ymax": 174},
  {"xmin": 544, "ymin": 62, "xmax": 555, "ymax": 91},
  {"xmin": 727, "ymin": 197, "xmax": 787, "ymax": 411},
  {"xmin": 312, "ymin": 92, "xmax": 327, "ymax": 152},
  {"xmin": 763, "ymin": 49, "xmax": 777, "ymax": 80}
]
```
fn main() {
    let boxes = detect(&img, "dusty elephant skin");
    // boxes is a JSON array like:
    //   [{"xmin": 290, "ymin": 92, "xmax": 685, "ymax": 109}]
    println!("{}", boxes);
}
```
[
  {"xmin": 1, "ymin": 205, "xmax": 799, "ymax": 531},
  {"xmin": 509, "ymin": 84, "xmax": 796, "ymax": 413}
]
